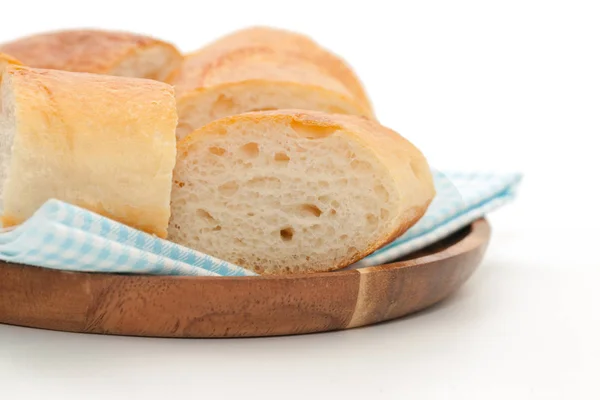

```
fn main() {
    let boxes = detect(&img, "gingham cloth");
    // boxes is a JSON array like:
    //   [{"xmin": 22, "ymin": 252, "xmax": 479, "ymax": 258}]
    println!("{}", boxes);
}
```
[
  {"xmin": 352, "ymin": 170, "xmax": 522, "ymax": 268},
  {"xmin": 0, "ymin": 170, "xmax": 520, "ymax": 276},
  {"xmin": 0, "ymin": 200, "xmax": 256, "ymax": 277}
]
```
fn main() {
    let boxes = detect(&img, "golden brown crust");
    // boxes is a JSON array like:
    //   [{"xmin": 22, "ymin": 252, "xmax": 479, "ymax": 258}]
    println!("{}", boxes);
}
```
[
  {"xmin": 1, "ymin": 66, "xmax": 177, "ymax": 237},
  {"xmin": 174, "ymin": 27, "xmax": 373, "ymax": 118},
  {"xmin": 0, "ymin": 52, "xmax": 21, "ymax": 81},
  {"xmin": 183, "ymin": 27, "xmax": 371, "ymax": 111},
  {"xmin": 0, "ymin": 30, "xmax": 182, "ymax": 81},
  {"xmin": 0, "ymin": 52, "xmax": 21, "ymax": 67}
]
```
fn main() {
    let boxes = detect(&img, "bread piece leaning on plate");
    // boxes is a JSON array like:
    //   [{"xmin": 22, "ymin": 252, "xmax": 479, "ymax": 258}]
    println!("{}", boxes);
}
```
[
  {"xmin": 0, "ymin": 65, "xmax": 177, "ymax": 237},
  {"xmin": 0, "ymin": 30, "xmax": 182, "ymax": 82},
  {"xmin": 174, "ymin": 27, "xmax": 374, "ymax": 139},
  {"xmin": 169, "ymin": 110, "xmax": 435, "ymax": 274}
]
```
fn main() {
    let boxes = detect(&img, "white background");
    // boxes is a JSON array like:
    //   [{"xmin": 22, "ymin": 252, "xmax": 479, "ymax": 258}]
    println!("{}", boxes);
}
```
[{"xmin": 0, "ymin": 0, "xmax": 598, "ymax": 398}]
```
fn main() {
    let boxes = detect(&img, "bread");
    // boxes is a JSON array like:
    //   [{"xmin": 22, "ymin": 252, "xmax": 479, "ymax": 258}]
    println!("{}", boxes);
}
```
[
  {"xmin": 0, "ymin": 30, "xmax": 182, "ymax": 82},
  {"xmin": 0, "ymin": 53, "xmax": 21, "ymax": 111},
  {"xmin": 174, "ymin": 27, "xmax": 374, "ymax": 139},
  {"xmin": 0, "ymin": 65, "xmax": 177, "ymax": 237},
  {"xmin": 168, "ymin": 110, "xmax": 435, "ymax": 274},
  {"xmin": 0, "ymin": 52, "xmax": 21, "ymax": 74}
]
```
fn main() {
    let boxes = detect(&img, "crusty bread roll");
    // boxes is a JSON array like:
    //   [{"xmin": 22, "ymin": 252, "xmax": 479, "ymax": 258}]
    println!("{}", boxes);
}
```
[
  {"xmin": 174, "ymin": 27, "xmax": 374, "ymax": 139},
  {"xmin": 169, "ymin": 110, "xmax": 435, "ymax": 274},
  {"xmin": 0, "ymin": 30, "xmax": 182, "ymax": 82},
  {"xmin": 0, "ymin": 65, "xmax": 177, "ymax": 237}
]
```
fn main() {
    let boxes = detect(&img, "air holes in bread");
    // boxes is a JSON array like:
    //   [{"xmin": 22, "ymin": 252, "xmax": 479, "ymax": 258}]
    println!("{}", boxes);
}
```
[
  {"xmin": 298, "ymin": 204, "xmax": 322, "ymax": 217},
  {"xmin": 196, "ymin": 209, "xmax": 216, "ymax": 223},
  {"xmin": 248, "ymin": 176, "xmax": 281, "ymax": 188},
  {"xmin": 290, "ymin": 120, "xmax": 338, "ymax": 139},
  {"xmin": 274, "ymin": 152, "xmax": 290, "ymax": 163},
  {"xmin": 351, "ymin": 159, "xmax": 372, "ymax": 172},
  {"xmin": 374, "ymin": 183, "xmax": 389, "ymax": 201},
  {"xmin": 366, "ymin": 213, "xmax": 378, "ymax": 228},
  {"xmin": 280, "ymin": 227, "xmax": 294, "ymax": 241},
  {"xmin": 209, "ymin": 146, "xmax": 226, "ymax": 156},
  {"xmin": 177, "ymin": 123, "xmax": 194, "ymax": 139},
  {"xmin": 380, "ymin": 209, "xmax": 389, "ymax": 220},
  {"xmin": 240, "ymin": 142, "xmax": 259, "ymax": 158},
  {"xmin": 211, "ymin": 94, "xmax": 236, "ymax": 115},
  {"xmin": 218, "ymin": 181, "xmax": 239, "ymax": 196}
]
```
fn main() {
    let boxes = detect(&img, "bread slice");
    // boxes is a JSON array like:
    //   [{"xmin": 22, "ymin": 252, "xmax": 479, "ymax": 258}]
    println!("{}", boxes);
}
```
[
  {"xmin": 217, "ymin": 27, "xmax": 372, "ymax": 111},
  {"xmin": 0, "ymin": 65, "xmax": 177, "ymax": 237},
  {"xmin": 169, "ymin": 110, "xmax": 435, "ymax": 274},
  {"xmin": 0, "ymin": 30, "xmax": 182, "ymax": 82},
  {"xmin": 174, "ymin": 27, "xmax": 374, "ymax": 139}
]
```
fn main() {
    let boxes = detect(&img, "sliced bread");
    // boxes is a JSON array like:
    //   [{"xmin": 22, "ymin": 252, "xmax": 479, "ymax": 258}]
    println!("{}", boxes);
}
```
[
  {"xmin": 169, "ymin": 110, "xmax": 435, "ymax": 274},
  {"xmin": 174, "ymin": 27, "xmax": 374, "ymax": 139}
]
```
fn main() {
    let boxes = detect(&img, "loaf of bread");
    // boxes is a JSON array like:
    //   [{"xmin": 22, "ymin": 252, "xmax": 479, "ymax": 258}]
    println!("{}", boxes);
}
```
[
  {"xmin": 0, "ymin": 30, "xmax": 182, "ymax": 82},
  {"xmin": 174, "ymin": 27, "xmax": 374, "ymax": 139},
  {"xmin": 0, "ymin": 65, "xmax": 177, "ymax": 237},
  {"xmin": 168, "ymin": 110, "xmax": 435, "ymax": 274}
]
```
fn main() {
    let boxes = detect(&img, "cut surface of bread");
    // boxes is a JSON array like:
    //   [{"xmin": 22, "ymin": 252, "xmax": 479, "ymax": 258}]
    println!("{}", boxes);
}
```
[
  {"xmin": 0, "ymin": 53, "xmax": 21, "ymax": 111},
  {"xmin": 0, "ymin": 66, "xmax": 177, "ymax": 237},
  {"xmin": 169, "ymin": 110, "xmax": 435, "ymax": 274},
  {"xmin": 174, "ymin": 27, "xmax": 374, "ymax": 139},
  {"xmin": 0, "ymin": 30, "xmax": 182, "ymax": 82}
]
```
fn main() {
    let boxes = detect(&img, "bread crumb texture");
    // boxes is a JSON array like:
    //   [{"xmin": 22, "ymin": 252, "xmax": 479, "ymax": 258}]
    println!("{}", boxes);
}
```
[{"xmin": 169, "ymin": 111, "xmax": 434, "ymax": 274}]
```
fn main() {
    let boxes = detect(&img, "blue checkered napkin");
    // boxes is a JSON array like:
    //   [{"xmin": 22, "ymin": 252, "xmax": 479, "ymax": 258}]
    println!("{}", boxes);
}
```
[
  {"xmin": 0, "ymin": 200, "xmax": 256, "ymax": 277},
  {"xmin": 350, "ymin": 170, "xmax": 522, "ymax": 268}
]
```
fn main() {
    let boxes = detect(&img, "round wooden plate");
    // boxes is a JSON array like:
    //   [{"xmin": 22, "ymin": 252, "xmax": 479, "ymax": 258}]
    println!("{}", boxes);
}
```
[{"xmin": 0, "ymin": 219, "xmax": 490, "ymax": 338}]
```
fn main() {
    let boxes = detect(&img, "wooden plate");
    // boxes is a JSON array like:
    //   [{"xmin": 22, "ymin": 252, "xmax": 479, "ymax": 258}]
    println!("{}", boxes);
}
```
[{"xmin": 0, "ymin": 219, "xmax": 490, "ymax": 338}]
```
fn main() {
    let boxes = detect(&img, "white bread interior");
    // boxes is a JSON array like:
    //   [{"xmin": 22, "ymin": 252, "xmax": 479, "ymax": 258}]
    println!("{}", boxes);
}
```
[
  {"xmin": 0, "ymin": 77, "xmax": 15, "ymax": 212},
  {"xmin": 169, "ymin": 110, "xmax": 435, "ymax": 274},
  {"xmin": 0, "ymin": 65, "xmax": 177, "ymax": 237},
  {"xmin": 0, "ymin": 53, "xmax": 21, "ymax": 115},
  {"xmin": 176, "ymin": 80, "xmax": 368, "ymax": 139},
  {"xmin": 109, "ymin": 44, "xmax": 182, "ymax": 82}
]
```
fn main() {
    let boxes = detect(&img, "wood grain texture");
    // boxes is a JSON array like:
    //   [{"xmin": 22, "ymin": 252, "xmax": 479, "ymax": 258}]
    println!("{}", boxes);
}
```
[{"xmin": 0, "ymin": 219, "xmax": 490, "ymax": 338}]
